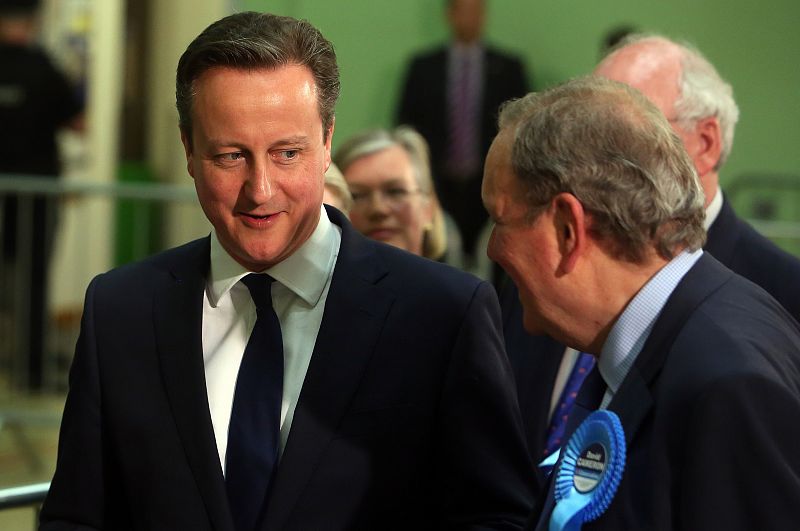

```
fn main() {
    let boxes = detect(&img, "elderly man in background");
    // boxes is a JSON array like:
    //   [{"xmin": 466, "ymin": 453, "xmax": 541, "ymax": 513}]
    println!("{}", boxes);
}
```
[
  {"xmin": 594, "ymin": 34, "xmax": 800, "ymax": 319},
  {"xmin": 483, "ymin": 76, "xmax": 800, "ymax": 530}
]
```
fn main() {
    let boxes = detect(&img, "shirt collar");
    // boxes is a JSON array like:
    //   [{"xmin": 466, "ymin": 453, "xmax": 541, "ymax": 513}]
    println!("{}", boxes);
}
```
[
  {"xmin": 704, "ymin": 185, "xmax": 723, "ymax": 231},
  {"xmin": 598, "ymin": 248, "xmax": 703, "ymax": 395},
  {"xmin": 449, "ymin": 41, "xmax": 483, "ymax": 59},
  {"xmin": 207, "ymin": 205, "xmax": 339, "ymax": 307}
]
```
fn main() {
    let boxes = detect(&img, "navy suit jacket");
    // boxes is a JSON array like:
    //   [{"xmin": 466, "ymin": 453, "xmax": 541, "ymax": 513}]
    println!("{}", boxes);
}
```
[
  {"xmin": 505, "ymin": 198, "xmax": 800, "ymax": 499},
  {"xmin": 397, "ymin": 44, "xmax": 528, "ymax": 183},
  {"xmin": 530, "ymin": 254, "xmax": 800, "ymax": 530},
  {"xmin": 41, "ymin": 207, "xmax": 535, "ymax": 530},
  {"xmin": 705, "ymin": 195, "xmax": 800, "ymax": 321}
]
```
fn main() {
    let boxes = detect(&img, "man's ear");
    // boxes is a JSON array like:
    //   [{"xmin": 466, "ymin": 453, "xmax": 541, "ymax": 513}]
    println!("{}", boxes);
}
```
[
  {"xmin": 180, "ymin": 127, "xmax": 195, "ymax": 178},
  {"xmin": 692, "ymin": 116, "xmax": 722, "ymax": 177},
  {"xmin": 323, "ymin": 118, "xmax": 335, "ymax": 172},
  {"xmin": 552, "ymin": 193, "xmax": 587, "ymax": 274}
]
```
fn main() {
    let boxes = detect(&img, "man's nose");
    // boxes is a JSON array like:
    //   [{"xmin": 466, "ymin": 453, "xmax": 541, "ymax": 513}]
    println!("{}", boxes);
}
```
[{"xmin": 246, "ymin": 160, "xmax": 275, "ymax": 202}]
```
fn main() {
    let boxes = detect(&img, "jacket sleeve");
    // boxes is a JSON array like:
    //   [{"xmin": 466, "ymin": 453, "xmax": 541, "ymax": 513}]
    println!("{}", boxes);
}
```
[
  {"xmin": 39, "ymin": 276, "xmax": 106, "ymax": 530},
  {"xmin": 438, "ymin": 280, "xmax": 536, "ymax": 530}
]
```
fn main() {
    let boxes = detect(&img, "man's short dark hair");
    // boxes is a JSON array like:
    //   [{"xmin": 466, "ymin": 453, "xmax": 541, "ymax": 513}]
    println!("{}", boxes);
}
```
[{"xmin": 176, "ymin": 11, "xmax": 340, "ymax": 144}]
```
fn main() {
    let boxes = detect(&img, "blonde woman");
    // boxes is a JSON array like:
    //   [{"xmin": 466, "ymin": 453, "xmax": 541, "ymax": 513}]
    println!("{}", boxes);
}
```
[{"xmin": 334, "ymin": 126, "xmax": 460, "ymax": 263}]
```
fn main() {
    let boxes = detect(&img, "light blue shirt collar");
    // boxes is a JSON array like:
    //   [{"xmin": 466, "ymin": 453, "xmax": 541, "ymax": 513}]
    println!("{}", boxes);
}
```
[
  {"xmin": 598, "ymin": 249, "xmax": 703, "ymax": 403},
  {"xmin": 207, "ymin": 205, "xmax": 339, "ymax": 308}
]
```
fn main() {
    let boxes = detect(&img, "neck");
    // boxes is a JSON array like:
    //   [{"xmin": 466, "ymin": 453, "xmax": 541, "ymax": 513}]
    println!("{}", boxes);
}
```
[
  {"xmin": 569, "ymin": 251, "xmax": 671, "ymax": 353},
  {"xmin": 701, "ymin": 170, "xmax": 720, "ymax": 208},
  {"xmin": 454, "ymin": 35, "xmax": 480, "ymax": 46}
]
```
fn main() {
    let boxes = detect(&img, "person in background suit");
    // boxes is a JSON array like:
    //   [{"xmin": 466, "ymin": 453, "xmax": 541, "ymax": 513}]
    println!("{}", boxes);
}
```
[
  {"xmin": 503, "ymin": 34, "xmax": 800, "ymax": 498},
  {"xmin": 397, "ymin": 0, "xmax": 528, "ymax": 266},
  {"xmin": 40, "ymin": 11, "xmax": 534, "ymax": 531},
  {"xmin": 0, "ymin": 0, "xmax": 84, "ymax": 390},
  {"xmin": 595, "ymin": 34, "xmax": 800, "ymax": 320},
  {"xmin": 483, "ymin": 75, "xmax": 800, "ymax": 530}
]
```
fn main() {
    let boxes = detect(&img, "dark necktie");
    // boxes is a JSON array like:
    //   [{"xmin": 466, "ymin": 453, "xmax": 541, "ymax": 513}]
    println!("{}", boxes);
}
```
[
  {"xmin": 226, "ymin": 274, "xmax": 284, "ymax": 531},
  {"xmin": 562, "ymin": 360, "xmax": 607, "ymax": 443},
  {"xmin": 543, "ymin": 352, "xmax": 597, "ymax": 457}
]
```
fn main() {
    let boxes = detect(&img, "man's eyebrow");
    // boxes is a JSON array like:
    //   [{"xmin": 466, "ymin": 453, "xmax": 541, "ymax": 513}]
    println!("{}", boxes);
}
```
[
  {"xmin": 205, "ymin": 138, "xmax": 246, "ymax": 148},
  {"xmin": 272, "ymin": 135, "xmax": 312, "ymax": 147},
  {"xmin": 202, "ymin": 136, "xmax": 313, "ymax": 148}
]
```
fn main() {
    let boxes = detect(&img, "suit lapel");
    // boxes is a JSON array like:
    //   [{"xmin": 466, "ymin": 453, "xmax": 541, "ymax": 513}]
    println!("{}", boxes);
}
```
[
  {"xmin": 608, "ymin": 254, "xmax": 734, "ymax": 445},
  {"xmin": 262, "ymin": 208, "xmax": 396, "ymax": 529},
  {"xmin": 154, "ymin": 237, "xmax": 234, "ymax": 531}
]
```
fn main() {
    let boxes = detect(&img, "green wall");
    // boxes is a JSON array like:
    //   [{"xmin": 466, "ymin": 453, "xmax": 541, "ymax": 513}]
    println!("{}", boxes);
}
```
[{"xmin": 243, "ymin": 0, "xmax": 800, "ymax": 187}]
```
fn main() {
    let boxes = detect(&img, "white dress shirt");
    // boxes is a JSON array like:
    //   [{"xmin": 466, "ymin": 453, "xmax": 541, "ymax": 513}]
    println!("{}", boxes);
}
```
[{"xmin": 202, "ymin": 206, "xmax": 341, "ymax": 473}]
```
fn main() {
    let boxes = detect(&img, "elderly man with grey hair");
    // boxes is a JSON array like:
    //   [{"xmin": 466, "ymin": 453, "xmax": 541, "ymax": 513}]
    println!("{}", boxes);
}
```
[
  {"xmin": 594, "ymin": 34, "xmax": 800, "ymax": 319},
  {"xmin": 483, "ymin": 75, "xmax": 800, "ymax": 530},
  {"xmin": 500, "ymin": 35, "xmax": 800, "ymax": 502}
]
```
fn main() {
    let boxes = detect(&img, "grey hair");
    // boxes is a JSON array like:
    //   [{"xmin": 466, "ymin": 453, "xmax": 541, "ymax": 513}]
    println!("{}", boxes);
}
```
[
  {"xmin": 176, "ymin": 11, "xmax": 339, "ymax": 144},
  {"xmin": 497, "ymin": 76, "xmax": 706, "ymax": 263},
  {"xmin": 614, "ymin": 34, "xmax": 740, "ymax": 170},
  {"xmin": 334, "ymin": 126, "xmax": 448, "ymax": 260}
]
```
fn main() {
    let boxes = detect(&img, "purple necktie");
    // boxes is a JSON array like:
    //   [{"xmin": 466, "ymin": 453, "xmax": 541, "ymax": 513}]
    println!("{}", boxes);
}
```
[
  {"xmin": 542, "ymin": 352, "xmax": 597, "ymax": 457},
  {"xmin": 447, "ymin": 52, "xmax": 480, "ymax": 177}
]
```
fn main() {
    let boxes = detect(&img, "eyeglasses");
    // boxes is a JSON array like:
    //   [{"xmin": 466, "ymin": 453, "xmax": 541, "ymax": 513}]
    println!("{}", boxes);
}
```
[{"xmin": 350, "ymin": 186, "xmax": 423, "ymax": 209}]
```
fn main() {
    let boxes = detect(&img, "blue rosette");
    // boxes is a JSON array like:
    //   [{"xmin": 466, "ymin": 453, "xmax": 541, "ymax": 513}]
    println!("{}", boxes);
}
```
[{"xmin": 549, "ymin": 410, "xmax": 626, "ymax": 531}]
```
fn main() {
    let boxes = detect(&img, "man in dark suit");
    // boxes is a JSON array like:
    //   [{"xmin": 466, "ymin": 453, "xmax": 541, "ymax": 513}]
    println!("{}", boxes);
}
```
[
  {"xmin": 482, "ymin": 76, "xmax": 800, "ymax": 529},
  {"xmin": 397, "ymin": 0, "xmax": 528, "ymax": 263},
  {"xmin": 504, "ymin": 34, "xmax": 800, "ymax": 497},
  {"xmin": 40, "ymin": 12, "xmax": 534, "ymax": 530}
]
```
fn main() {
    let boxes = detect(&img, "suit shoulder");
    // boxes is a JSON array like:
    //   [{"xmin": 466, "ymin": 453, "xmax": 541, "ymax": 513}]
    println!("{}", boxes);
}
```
[
  {"xmin": 373, "ymin": 242, "xmax": 488, "ymax": 303},
  {"xmin": 92, "ymin": 237, "xmax": 208, "ymax": 291},
  {"xmin": 486, "ymin": 45, "xmax": 525, "ymax": 63},
  {"xmin": 735, "ymin": 218, "xmax": 800, "ymax": 274},
  {"xmin": 408, "ymin": 46, "xmax": 447, "ymax": 62},
  {"xmin": 403, "ymin": 47, "xmax": 447, "ymax": 74},
  {"xmin": 726, "ymin": 218, "xmax": 800, "ymax": 313},
  {"xmin": 672, "ymin": 275, "xmax": 800, "ymax": 379}
]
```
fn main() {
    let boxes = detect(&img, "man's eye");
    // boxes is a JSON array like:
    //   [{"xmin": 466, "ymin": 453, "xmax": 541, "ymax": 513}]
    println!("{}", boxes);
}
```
[
  {"xmin": 216, "ymin": 152, "xmax": 244, "ymax": 162},
  {"xmin": 279, "ymin": 149, "xmax": 299, "ymax": 160}
]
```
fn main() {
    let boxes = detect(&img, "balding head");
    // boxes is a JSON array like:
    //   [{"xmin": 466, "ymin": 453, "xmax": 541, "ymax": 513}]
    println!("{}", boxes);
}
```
[
  {"xmin": 595, "ymin": 35, "xmax": 740, "ymax": 207},
  {"xmin": 595, "ymin": 37, "xmax": 684, "ymax": 120}
]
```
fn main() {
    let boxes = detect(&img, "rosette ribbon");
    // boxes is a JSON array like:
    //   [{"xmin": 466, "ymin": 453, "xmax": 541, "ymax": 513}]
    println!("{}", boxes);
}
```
[{"xmin": 549, "ymin": 410, "xmax": 625, "ymax": 531}]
